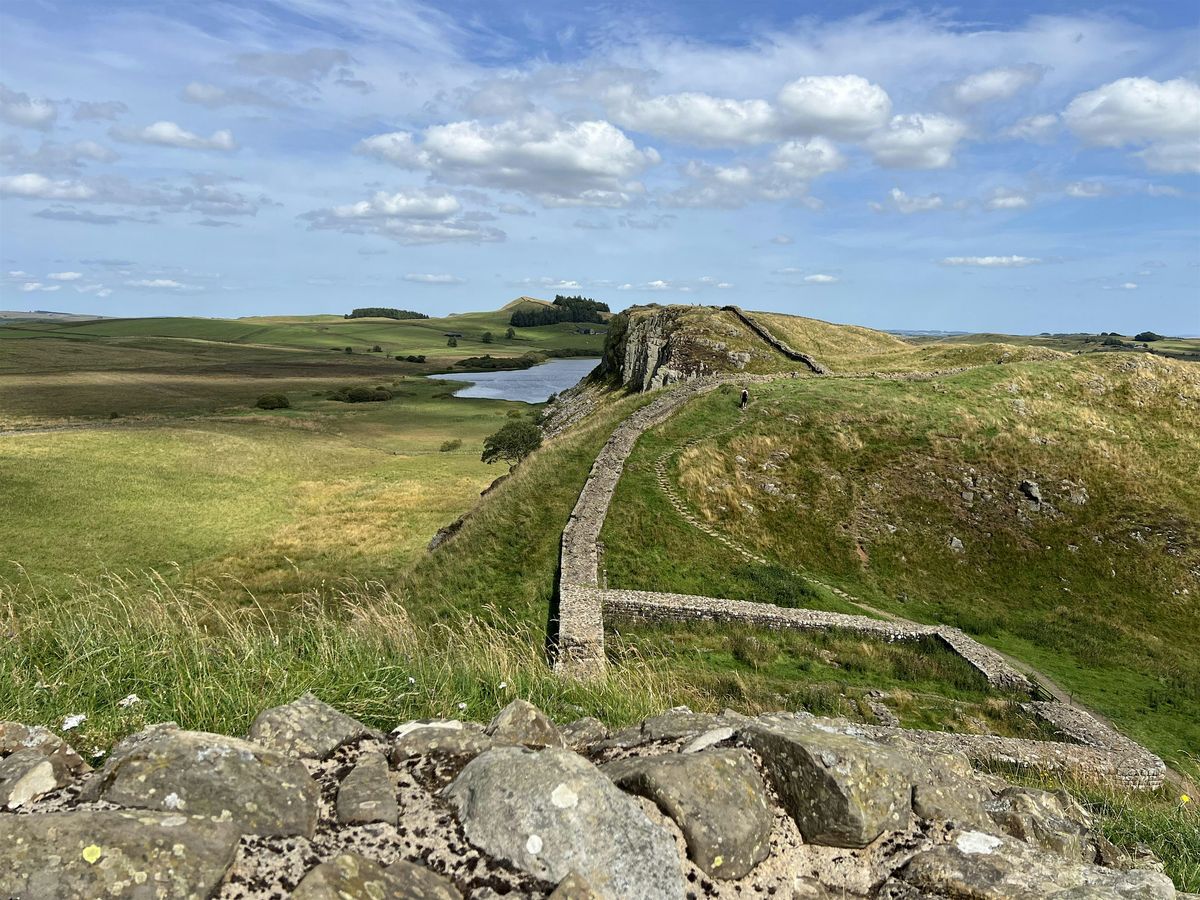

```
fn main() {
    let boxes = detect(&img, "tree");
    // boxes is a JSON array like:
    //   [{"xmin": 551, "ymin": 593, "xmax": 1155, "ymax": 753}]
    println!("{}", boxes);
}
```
[
  {"xmin": 505, "ymin": 326, "xmax": 515, "ymax": 339},
  {"xmin": 371, "ymin": 345, "xmax": 383, "ymax": 352},
  {"xmin": 481, "ymin": 421, "xmax": 542, "ymax": 467},
  {"xmin": 1134, "ymin": 331, "xmax": 1165, "ymax": 343},
  {"xmin": 481, "ymin": 331, "xmax": 493, "ymax": 343},
  {"xmin": 345, "ymin": 308, "xmax": 428, "ymax": 320},
  {"xmin": 447, "ymin": 336, "xmax": 458, "ymax": 347}
]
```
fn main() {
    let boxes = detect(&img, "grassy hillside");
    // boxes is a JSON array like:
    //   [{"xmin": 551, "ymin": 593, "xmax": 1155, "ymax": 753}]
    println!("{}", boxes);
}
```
[{"xmin": 602, "ymin": 353, "xmax": 1200, "ymax": 777}]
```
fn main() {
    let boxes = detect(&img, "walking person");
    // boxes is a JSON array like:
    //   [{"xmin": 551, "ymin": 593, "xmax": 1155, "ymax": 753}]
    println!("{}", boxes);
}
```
[{"xmin": 740, "ymin": 387, "xmax": 749, "ymax": 410}]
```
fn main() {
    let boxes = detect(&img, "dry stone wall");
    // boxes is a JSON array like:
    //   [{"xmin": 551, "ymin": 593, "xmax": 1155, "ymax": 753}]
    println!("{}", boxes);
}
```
[
  {"xmin": 722, "ymin": 306, "xmax": 832, "ymax": 374},
  {"xmin": 553, "ymin": 378, "xmax": 1166, "ymax": 790}
]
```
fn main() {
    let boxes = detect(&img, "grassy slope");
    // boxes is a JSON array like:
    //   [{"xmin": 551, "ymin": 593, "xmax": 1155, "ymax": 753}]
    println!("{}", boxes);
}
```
[{"xmin": 602, "ymin": 354, "xmax": 1200, "ymax": 777}]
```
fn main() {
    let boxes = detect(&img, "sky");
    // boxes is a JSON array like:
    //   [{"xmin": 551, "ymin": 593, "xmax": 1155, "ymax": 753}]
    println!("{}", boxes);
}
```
[{"xmin": 0, "ymin": 1, "xmax": 1197, "ymax": 334}]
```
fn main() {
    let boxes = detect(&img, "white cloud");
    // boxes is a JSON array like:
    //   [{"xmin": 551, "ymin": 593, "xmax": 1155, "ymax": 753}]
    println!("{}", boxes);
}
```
[
  {"xmin": 1003, "ymin": 113, "xmax": 1059, "ymax": 142},
  {"xmin": 112, "ymin": 121, "xmax": 237, "ymax": 151},
  {"xmin": 1065, "ymin": 181, "xmax": 1108, "ymax": 198},
  {"xmin": 942, "ymin": 255, "xmax": 1040, "ymax": 267},
  {"xmin": 662, "ymin": 138, "xmax": 842, "ymax": 208},
  {"xmin": 403, "ymin": 273, "xmax": 465, "ymax": 284},
  {"xmin": 1120, "ymin": 282, "xmax": 1138, "ymax": 290},
  {"xmin": 803, "ymin": 274, "xmax": 838, "ymax": 284},
  {"xmin": 358, "ymin": 113, "xmax": 660, "ymax": 207},
  {"xmin": 866, "ymin": 114, "xmax": 969, "ymax": 169},
  {"xmin": 48, "ymin": 271, "xmax": 83, "ymax": 281},
  {"xmin": 986, "ymin": 189, "xmax": 1030, "ymax": 210},
  {"xmin": 951, "ymin": 65, "xmax": 1044, "ymax": 106},
  {"xmin": 870, "ymin": 187, "xmax": 944, "ymax": 213},
  {"xmin": 1146, "ymin": 184, "xmax": 1182, "ymax": 197},
  {"xmin": 0, "ymin": 173, "xmax": 95, "ymax": 200},
  {"xmin": 1063, "ymin": 77, "xmax": 1200, "ymax": 173},
  {"xmin": 20, "ymin": 282, "xmax": 61, "ymax": 292},
  {"xmin": 0, "ymin": 84, "xmax": 56, "ymax": 130},
  {"xmin": 776, "ymin": 75, "xmax": 891, "ymax": 139},
  {"xmin": 126, "ymin": 278, "xmax": 196, "ymax": 289},
  {"xmin": 330, "ymin": 190, "xmax": 460, "ymax": 219},
  {"xmin": 606, "ymin": 86, "xmax": 776, "ymax": 145}
]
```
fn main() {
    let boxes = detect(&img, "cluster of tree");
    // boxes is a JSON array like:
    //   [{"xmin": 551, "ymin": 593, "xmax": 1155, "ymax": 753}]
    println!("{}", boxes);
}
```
[
  {"xmin": 327, "ymin": 386, "xmax": 393, "ymax": 403},
  {"xmin": 255, "ymin": 394, "xmax": 290, "ymax": 410},
  {"xmin": 454, "ymin": 352, "xmax": 543, "ymax": 371},
  {"xmin": 344, "ymin": 308, "xmax": 429, "ymax": 320},
  {"xmin": 1134, "ymin": 331, "xmax": 1165, "ymax": 342},
  {"xmin": 400, "ymin": 354, "xmax": 426, "ymax": 363},
  {"xmin": 508, "ymin": 294, "xmax": 609, "ymax": 327}
]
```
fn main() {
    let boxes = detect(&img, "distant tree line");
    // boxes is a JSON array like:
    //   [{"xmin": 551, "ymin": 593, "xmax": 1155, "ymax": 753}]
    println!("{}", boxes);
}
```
[
  {"xmin": 344, "ymin": 308, "xmax": 429, "ymax": 320},
  {"xmin": 508, "ymin": 295, "xmax": 609, "ymax": 327}
]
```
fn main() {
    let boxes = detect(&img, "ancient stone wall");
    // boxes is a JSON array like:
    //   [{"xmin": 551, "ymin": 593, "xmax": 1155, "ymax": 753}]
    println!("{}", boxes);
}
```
[{"xmin": 723, "ymin": 306, "xmax": 832, "ymax": 374}]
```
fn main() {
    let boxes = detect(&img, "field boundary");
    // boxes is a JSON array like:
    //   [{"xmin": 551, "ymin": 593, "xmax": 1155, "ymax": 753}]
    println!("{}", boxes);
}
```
[{"xmin": 552, "ymin": 376, "xmax": 1166, "ymax": 790}]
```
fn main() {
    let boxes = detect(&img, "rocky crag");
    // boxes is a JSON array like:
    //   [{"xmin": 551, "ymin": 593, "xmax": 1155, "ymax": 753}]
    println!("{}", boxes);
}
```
[{"xmin": 0, "ymin": 695, "xmax": 1182, "ymax": 899}]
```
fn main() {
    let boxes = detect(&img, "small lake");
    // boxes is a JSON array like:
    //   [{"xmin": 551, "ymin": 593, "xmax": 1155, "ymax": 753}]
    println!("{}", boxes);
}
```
[{"xmin": 427, "ymin": 357, "xmax": 600, "ymax": 403}]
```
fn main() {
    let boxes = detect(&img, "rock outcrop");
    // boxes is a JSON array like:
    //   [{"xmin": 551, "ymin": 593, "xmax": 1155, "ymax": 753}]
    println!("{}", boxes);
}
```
[{"xmin": 0, "ymin": 699, "xmax": 1181, "ymax": 899}]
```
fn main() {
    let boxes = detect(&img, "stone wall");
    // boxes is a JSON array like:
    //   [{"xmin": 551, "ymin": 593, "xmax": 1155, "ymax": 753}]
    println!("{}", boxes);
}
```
[
  {"xmin": 723, "ymin": 306, "xmax": 832, "ymax": 374},
  {"xmin": 552, "ymin": 373, "xmax": 1166, "ymax": 790}
]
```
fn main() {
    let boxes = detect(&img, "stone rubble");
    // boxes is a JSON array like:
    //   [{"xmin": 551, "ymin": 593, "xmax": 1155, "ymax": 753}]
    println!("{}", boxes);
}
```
[{"xmin": 0, "ymin": 697, "xmax": 1181, "ymax": 899}]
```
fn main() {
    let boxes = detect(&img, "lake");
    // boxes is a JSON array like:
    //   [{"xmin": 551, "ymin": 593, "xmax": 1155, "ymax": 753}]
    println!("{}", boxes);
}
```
[{"xmin": 427, "ymin": 357, "xmax": 600, "ymax": 403}]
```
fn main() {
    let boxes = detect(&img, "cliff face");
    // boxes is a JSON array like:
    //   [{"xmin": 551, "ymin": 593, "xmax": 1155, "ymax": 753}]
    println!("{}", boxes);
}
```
[{"xmin": 598, "ymin": 305, "xmax": 783, "ymax": 392}]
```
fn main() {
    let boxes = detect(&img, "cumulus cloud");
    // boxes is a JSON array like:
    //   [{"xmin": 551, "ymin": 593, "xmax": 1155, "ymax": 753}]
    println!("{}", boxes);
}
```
[
  {"xmin": 942, "ymin": 255, "xmax": 1040, "ymax": 267},
  {"xmin": 302, "ymin": 188, "xmax": 502, "ymax": 244},
  {"xmin": 866, "ymin": 114, "xmax": 968, "ymax": 169},
  {"xmin": 0, "ymin": 138, "xmax": 118, "ymax": 173},
  {"xmin": 1063, "ymin": 77, "xmax": 1200, "ymax": 173},
  {"xmin": 986, "ymin": 189, "xmax": 1030, "ymax": 210},
  {"xmin": 606, "ymin": 86, "xmax": 775, "ymax": 145},
  {"xmin": 112, "ymin": 121, "xmax": 237, "ymax": 151},
  {"xmin": 403, "ymin": 273, "xmax": 465, "ymax": 284},
  {"xmin": 0, "ymin": 84, "xmax": 57, "ymax": 130},
  {"xmin": 870, "ymin": 187, "xmax": 944, "ymax": 213},
  {"xmin": 662, "ymin": 138, "xmax": 842, "ymax": 208},
  {"xmin": 803, "ymin": 274, "xmax": 838, "ymax": 284},
  {"xmin": 357, "ymin": 114, "xmax": 660, "ymax": 207},
  {"xmin": 47, "ymin": 271, "xmax": 83, "ymax": 281},
  {"xmin": 776, "ymin": 75, "xmax": 891, "ymax": 139},
  {"xmin": 0, "ymin": 173, "xmax": 95, "ymax": 200},
  {"xmin": 950, "ymin": 65, "xmax": 1044, "ymax": 106}
]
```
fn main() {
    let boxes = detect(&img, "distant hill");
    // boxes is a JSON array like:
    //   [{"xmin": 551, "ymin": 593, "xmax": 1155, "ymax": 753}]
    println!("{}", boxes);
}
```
[
  {"xmin": 500, "ymin": 296, "xmax": 554, "ymax": 310},
  {"xmin": 0, "ymin": 309, "xmax": 105, "ymax": 322}
]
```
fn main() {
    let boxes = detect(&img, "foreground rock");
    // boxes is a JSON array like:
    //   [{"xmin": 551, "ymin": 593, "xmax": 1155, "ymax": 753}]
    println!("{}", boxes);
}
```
[
  {"xmin": 248, "ymin": 692, "xmax": 377, "ymax": 759},
  {"xmin": 0, "ymin": 809, "xmax": 240, "ymax": 900},
  {"xmin": 80, "ymin": 725, "xmax": 319, "ymax": 837},
  {"xmin": 896, "ymin": 830, "xmax": 1176, "ymax": 899},
  {"xmin": 603, "ymin": 749, "xmax": 772, "ymax": 879},
  {"xmin": 0, "ymin": 698, "xmax": 1178, "ymax": 900},
  {"xmin": 445, "ymin": 746, "xmax": 685, "ymax": 899},
  {"xmin": 742, "ymin": 720, "xmax": 915, "ymax": 847},
  {"xmin": 292, "ymin": 852, "xmax": 461, "ymax": 900}
]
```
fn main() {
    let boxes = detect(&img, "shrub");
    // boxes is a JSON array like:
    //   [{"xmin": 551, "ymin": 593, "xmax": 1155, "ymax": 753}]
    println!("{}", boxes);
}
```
[
  {"xmin": 328, "ymin": 387, "xmax": 392, "ymax": 403},
  {"xmin": 344, "ymin": 346, "xmax": 354, "ymax": 354},
  {"xmin": 481, "ymin": 421, "xmax": 542, "ymax": 467},
  {"xmin": 481, "ymin": 332, "xmax": 493, "ymax": 343},
  {"xmin": 371, "ymin": 345, "xmax": 383, "ymax": 353},
  {"xmin": 108, "ymin": 411, "xmax": 122, "ymax": 420},
  {"xmin": 439, "ymin": 439, "xmax": 463, "ymax": 452},
  {"xmin": 402, "ymin": 355, "xmax": 426, "ymax": 363},
  {"xmin": 255, "ymin": 394, "xmax": 290, "ymax": 410},
  {"xmin": 447, "ymin": 337, "xmax": 458, "ymax": 348},
  {"xmin": 505, "ymin": 327, "xmax": 515, "ymax": 339}
]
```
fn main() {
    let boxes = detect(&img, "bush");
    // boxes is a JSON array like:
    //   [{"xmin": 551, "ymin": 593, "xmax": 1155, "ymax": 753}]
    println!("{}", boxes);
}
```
[
  {"xmin": 328, "ymin": 387, "xmax": 392, "ymax": 403},
  {"xmin": 439, "ymin": 439, "xmax": 463, "ymax": 452},
  {"xmin": 344, "ymin": 346, "xmax": 354, "ymax": 354},
  {"xmin": 481, "ymin": 332, "xmax": 493, "ymax": 343},
  {"xmin": 447, "ymin": 337, "xmax": 458, "ymax": 348},
  {"xmin": 371, "ymin": 345, "xmax": 383, "ymax": 353},
  {"xmin": 108, "ymin": 411, "xmax": 122, "ymax": 420},
  {"xmin": 255, "ymin": 394, "xmax": 290, "ymax": 410},
  {"xmin": 505, "ymin": 327, "xmax": 515, "ymax": 339},
  {"xmin": 402, "ymin": 355, "xmax": 426, "ymax": 363},
  {"xmin": 1135, "ymin": 331, "xmax": 1165, "ymax": 343},
  {"xmin": 481, "ymin": 421, "xmax": 542, "ymax": 467}
]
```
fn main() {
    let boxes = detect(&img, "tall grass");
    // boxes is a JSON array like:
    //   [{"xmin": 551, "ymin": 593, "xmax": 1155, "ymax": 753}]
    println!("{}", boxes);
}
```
[{"xmin": 0, "ymin": 571, "xmax": 684, "ymax": 751}]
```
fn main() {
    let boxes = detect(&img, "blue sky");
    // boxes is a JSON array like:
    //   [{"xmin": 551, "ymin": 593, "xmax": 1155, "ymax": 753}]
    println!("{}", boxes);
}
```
[{"xmin": 1, "ymin": 1, "xmax": 1197, "ymax": 334}]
